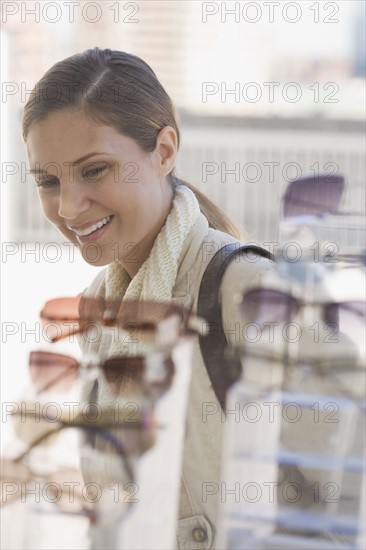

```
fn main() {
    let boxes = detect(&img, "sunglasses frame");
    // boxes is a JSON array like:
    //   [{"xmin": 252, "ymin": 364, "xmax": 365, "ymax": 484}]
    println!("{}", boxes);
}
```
[
  {"xmin": 281, "ymin": 174, "xmax": 345, "ymax": 220},
  {"xmin": 241, "ymin": 287, "xmax": 365, "ymax": 330},
  {"xmin": 226, "ymin": 346, "xmax": 366, "ymax": 401},
  {"xmin": 0, "ymin": 420, "xmax": 146, "ymax": 524},
  {"xmin": 28, "ymin": 348, "xmax": 176, "ymax": 397},
  {"xmin": 40, "ymin": 296, "xmax": 204, "ymax": 343}
]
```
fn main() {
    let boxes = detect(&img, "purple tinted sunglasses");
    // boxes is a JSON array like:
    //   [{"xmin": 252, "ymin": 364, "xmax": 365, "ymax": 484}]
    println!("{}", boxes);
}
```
[
  {"xmin": 241, "ymin": 288, "xmax": 365, "ymax": 333},
  {"xmin": 282, "ymin": 174, "xmax": 345, "ymax": 219}
]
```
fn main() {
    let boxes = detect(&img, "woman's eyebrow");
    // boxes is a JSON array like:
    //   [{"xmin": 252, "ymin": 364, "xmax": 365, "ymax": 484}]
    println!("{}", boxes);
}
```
[
  {"xmin": 29, "ymin": 152, "xmax": 108, "ymax": 173},
  {"xmin": 69, "ymin": 152, "xmax": 108, "ymax": 165}
]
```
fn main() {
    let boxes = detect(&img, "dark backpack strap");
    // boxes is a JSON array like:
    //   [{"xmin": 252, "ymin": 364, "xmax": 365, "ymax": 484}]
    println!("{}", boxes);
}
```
[{"xmin": 197, "ymin": 243, "xmax": 274, "ymax": 411}]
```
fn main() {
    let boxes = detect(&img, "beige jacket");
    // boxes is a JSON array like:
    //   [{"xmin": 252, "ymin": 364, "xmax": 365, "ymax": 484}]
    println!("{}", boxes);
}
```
[
  {"xmin": 80, "ymin": 213, "xmax": 273, "ymax": 549},
  {"xmin": 80, "ymin": 212, "xmax": 363, "ymax": 548}
]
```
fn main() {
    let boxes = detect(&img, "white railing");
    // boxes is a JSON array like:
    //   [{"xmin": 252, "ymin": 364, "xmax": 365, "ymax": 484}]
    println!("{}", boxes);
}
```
[
  {"xmin": 175, "ymin": 122, "xmax": 365, "ymax": 245},
  {"xmin": 6, "ymin": 119, "xmax": 365, "ymax": 246}
]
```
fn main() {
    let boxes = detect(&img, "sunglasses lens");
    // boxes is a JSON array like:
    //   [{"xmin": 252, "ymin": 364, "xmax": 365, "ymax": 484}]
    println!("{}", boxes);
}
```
[
  {"xmin": 76, "ymin": 296, "xmax": 188, "ymax": 335},
  {"xmin": 40, "ymin": 296, "xmax": 195, "ymax": 343},
  {"xmin": 241, "ymin": 289, "xmax": 298, "ymax": 325},
  {"xmin": 29, "ymin": 351, "xmax": 78, "ymax": 392},
  {"xmin": 283, "ymin": 174, "xmax": 344, "ymax": 218},
  {"xmin": 79, "ymin": 295, "xmax": 106, "ymax": 322},
  {"xmin": 325, "ymin": 303, "xmax": 339, "ymax": 329},
  {"xmin": 40, "ymin": 296, "xmax": 81, "ymax": 341},
  {"xmin": 103, "ymin": 356, "xmax": 144, "ymax": 395},
  {"xmin": 103, "ymin": 354, "xmax": 175, "ymax": 398},
  {"xmin": 40, "ymin": 296, "xmax": 81, "ymax": 320},
  {"xmin": 328, "ymin": 301, "xmax": 366, "ymax": 342},
  {"xmin": 104, "ymin": 300, "xmax": 187, "ymax": 329}
]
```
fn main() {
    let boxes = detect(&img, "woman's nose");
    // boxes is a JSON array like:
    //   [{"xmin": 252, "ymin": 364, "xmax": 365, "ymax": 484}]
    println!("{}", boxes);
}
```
[{"xmin": 58, "ymin": 181, "xmax": 91, "ymax": 220}]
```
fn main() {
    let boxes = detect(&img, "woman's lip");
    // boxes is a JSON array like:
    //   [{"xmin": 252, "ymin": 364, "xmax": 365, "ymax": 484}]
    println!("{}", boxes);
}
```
[
  {"xmin": 68, "ymin": 216, "xmax": 112, "ymax": 232},
  {"xmin": 76, "ymin": 216, "xmax": 113, "ymax": 244}
]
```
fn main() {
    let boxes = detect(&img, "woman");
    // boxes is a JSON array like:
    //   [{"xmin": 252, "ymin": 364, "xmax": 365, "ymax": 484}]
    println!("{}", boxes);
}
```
[{"xmin": 23, "ymin": 48, "xmax": 272, "ymax": 549}]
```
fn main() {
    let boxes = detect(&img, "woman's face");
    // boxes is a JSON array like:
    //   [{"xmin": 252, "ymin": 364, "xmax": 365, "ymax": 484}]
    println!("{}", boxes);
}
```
[{"xmin": 26, "ymin": 108, "xmax": 176, "ymax": 275}]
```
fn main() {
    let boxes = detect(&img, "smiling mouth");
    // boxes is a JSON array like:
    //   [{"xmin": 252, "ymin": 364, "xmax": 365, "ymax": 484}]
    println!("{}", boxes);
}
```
[{"xmin": 71, "ymin": 215, "xmax": 113, "ymax": 237}]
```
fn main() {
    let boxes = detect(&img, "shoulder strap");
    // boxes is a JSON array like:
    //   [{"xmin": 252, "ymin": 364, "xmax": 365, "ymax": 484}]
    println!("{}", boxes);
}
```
[{"xmin": 197, "ymin": 243, "xmax": 274, "ymax": 412}]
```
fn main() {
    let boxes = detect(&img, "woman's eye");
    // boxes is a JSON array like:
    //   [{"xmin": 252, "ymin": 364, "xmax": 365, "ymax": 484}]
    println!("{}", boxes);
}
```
[
  {"xmin": 36, "ymin": 177, "xmax": 59, "ymax": 189},
  {"xmin": 83, "ymin": 164, "xmax": 109, "ymax": 181}
]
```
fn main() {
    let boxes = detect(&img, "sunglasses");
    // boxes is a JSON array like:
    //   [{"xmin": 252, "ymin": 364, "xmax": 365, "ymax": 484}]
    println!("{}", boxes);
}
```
[
  {"xmin": 241, "ymin": 288, "xmax": 365, "ymax": 334},
  {"xmin": 40, "ymin": 296, "xmax": 204, "ymax": 343},
  {"xmin": 226, "ymin": 346, "xmax": 366, "ymax": 401},
  {"xmin": 1, "ymin": 459, "xmax": 93, "ymax": 514},
  {"xmin": 329, "ymin": 252, "xmax": 366, "ymax": 266},
  {"xmin": 282, "ymin": 174, "xmax": 345, "ymax": 219},
  {"xmin": 28, "ymin": 349, "xmax": 175, "ymax": 398},
  {"xmin": 9, "ymin": 404, "xmax": 155, "ymax": 459},
  {"xmin": 0, "ymin": 417, "xmax": 152, "ymax": 525}
]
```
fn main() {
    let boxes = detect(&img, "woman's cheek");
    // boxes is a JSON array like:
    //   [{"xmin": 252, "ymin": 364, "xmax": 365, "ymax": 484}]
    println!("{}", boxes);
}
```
[
  {"xmin": 37, "ymin": 196, "xmax": 75, "ymax": 243},
  {"xmin": 38, "ymin": 194, "xmax": 58, "ymax": 223},
  {"xmin": 56, "ymin": 224, "xmax": 80, "ymax": 246}
]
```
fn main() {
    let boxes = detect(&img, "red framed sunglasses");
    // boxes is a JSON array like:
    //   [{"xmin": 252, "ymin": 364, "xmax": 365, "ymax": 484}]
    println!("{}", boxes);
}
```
[
  {"xmin": 29, "ymin": 349, "xmax": 175, "ymax": 398},
  {"xmin": 40, "ymin": 296, "xmax": 204, "ymax": 343}
]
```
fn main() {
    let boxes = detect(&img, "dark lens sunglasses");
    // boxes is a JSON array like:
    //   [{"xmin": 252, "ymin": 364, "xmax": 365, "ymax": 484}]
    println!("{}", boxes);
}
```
[
  {"xmin": 40, "ymin": 296, "xmax": 203, "ymax": 343},
  {"xmin": 282, "ymin": 174, "xmax": 345, "ymax": 219},
  {"xmin": 241, "ymin": 288, "xmax": 365, "ymax": 333},
  {"xmin": 0, "ymin": 414, "xmax": 153, "ymax": 524},
  {"xmin": 29, "ymin": 350, "xmax": 175, "ymax": 398}
]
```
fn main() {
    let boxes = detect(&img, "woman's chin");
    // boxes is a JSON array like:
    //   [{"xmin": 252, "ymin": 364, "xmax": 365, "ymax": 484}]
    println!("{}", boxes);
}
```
[{"xmin": 80, "ymin": 243, "xmax": 114, "ymax": 267}]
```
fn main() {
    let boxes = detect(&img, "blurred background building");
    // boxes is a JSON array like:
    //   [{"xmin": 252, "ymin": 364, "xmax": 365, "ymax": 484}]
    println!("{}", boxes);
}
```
[{"xmin": 1, "ymin": 0, "xmax": 365, "ymax": 246}]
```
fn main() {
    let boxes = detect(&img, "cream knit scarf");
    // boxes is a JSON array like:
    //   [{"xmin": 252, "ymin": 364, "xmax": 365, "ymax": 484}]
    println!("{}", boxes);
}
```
[
  {"xmin": 99, "ymin": 184, "xmax": 200, "ymax": 359},
  {"xmin": 82, "ymin": 185, "xmax": 200, "ymax": 474}
]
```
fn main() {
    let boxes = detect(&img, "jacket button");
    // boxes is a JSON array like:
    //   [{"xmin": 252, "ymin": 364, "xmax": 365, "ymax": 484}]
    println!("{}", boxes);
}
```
[{"xmin": 192, "ymin": 526, "xmax": 207, "ymax": 543}]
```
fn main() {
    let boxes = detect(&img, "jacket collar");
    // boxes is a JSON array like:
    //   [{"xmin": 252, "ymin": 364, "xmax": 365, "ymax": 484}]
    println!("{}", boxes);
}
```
[{"xmin": 172, "ymin": 213, "xmax": 209, "ymax": 300}]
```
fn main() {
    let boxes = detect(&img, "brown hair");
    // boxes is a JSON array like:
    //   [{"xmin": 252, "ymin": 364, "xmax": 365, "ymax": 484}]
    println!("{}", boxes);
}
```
[{"xmin": 23, "ymin": 47, "xmax": 241, "ymax": 238}]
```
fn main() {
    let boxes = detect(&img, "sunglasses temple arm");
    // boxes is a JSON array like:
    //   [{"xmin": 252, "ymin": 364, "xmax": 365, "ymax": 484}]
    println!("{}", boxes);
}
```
[
  {"xmin": 83, "ymin": 427, "xmax": 135, "ymax": 482},
  {"xmin": 15, "ymin": 425, "xmax": 62, "ymax": 462},
  {"xmin": 50, "ymin": 326, "xmax": 84, "ymax": 343}
]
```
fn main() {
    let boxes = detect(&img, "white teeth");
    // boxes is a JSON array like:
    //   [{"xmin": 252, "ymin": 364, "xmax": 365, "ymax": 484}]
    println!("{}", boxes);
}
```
[{"xmin": 74, "ymin": 216, "xmax": 111, "ymax": 236}]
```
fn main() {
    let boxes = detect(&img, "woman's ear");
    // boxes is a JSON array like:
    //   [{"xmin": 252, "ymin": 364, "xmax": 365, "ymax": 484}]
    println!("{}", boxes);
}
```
[{"xmin": 153, "ymin": 126, "xmax": 178, "ymax": 177}]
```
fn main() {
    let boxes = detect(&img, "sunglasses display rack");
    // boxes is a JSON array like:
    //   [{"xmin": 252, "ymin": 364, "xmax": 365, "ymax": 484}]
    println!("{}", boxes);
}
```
[
  {"xmin": 217, "ymin": 357, "xmax": 365, "ymax": 548},
  {"xmin": 217, "ymin": 242, "xmax": 365, "ymax": 549},
  {"xmin": 1, "ymin": 297, "xmax": 200, "ymax": 550},
  {"xmin": 217, "ymin": 341, "xmax": 365, "ymax": 546},
  {"xmin": 1, "ymin": 384, "xmax": 158, "ymax": 549}
]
